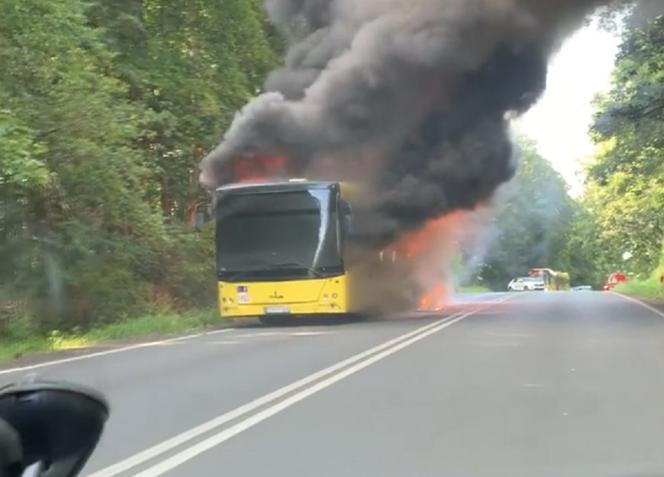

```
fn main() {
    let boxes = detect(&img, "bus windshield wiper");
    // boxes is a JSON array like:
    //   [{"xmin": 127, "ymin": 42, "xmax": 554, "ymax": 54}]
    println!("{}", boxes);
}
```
[
  {"xmin": 218, "ymin": 270, "xmax": 254, "ymax": 281},
  {"xmin": 269, "ymin": 262, "xmax": 325, "ymax": 278},
  {"xmin": 219, "ymin": 263, "xmax": 327, "ymax": 280}
]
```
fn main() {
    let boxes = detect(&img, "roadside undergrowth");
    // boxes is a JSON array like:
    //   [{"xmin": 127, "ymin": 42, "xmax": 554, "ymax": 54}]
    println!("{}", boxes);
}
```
[
  {"xmin": 0, "ymin": 309, "xmax": 221, "ymax": 364},
  {"xmin": 615, "ymin": 266, "xmax": 664, "ymax": 301}
]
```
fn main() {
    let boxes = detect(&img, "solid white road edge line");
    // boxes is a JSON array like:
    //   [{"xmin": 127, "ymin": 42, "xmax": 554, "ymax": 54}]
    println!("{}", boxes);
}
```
[
  {"xmin": 86, "ymin": 314, "xmax": 460, "ymax": 477},
  {"xmin": 133, "ymin": 312, "xmax": 478, "ymax": 477},
  {"xmin": 613, "ymin": 291, "xmax": 664, "ymax": 319},
  {"xmin": 0, "ymin": 329, "xmax": 235, "ymax": 376}
]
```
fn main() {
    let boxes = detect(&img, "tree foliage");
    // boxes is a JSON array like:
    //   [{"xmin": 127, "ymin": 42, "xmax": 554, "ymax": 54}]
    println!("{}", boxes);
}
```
[
  {"xmin": 471, "ymin": 138, "xmax": 575, "ymax": 290},
  {"xmin": 475, "ymin": 14, "xmax": 664, "ymax": 291},
  {"xmin": 0, "ymin": 0, "xmax": 279, "ymax": 330},
  {"xmin": 569, "ymin": 16, "xmax": 664, "ymax": 283}
]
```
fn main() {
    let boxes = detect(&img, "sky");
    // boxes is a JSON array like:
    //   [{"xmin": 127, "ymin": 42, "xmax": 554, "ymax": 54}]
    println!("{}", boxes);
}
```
[{"xmin": 514, "ymin": 19, "xmax": 621, "ymax": 197}]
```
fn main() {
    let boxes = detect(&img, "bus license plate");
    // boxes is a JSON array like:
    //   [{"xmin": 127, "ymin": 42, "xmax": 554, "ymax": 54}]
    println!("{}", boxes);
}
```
[{"xmin": 265, "ymin": 306, "xmax": 290, "ymax": 314}]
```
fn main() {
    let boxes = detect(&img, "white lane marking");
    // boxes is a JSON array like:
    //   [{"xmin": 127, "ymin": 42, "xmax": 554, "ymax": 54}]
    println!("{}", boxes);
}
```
[
  {"xmin": 204, "ymin": 329, "xmax": 238, "ymax": 337},
  {"xmin": 288, "ymin": 331, "xmax": 333, "ymax": 337},
  {"xmin": 134, "ymin": 312, "xmax": 479, "ymax": 477},
  {"xmin": 613, "ymin": 292, "xmax": 664, "ymax": 319},
  {"xmin": 0, "ymin": 329, "xmax": 234, "ymax": 376},
  {"xmin": 86, "ymin": 315, "xmax": 460, "ymax": 477},
  {"xmin": 233, "ymin": 332, "xmax": 290, "ymax": 338}
]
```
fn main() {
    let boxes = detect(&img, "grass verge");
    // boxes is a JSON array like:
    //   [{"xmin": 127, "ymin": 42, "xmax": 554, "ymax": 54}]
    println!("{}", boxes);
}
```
[
  {"xmin": 0, "ymin": 309, "xmax": 220, "ymax": 365},
  {"xmin": 615, "ymin": 269, "xmax": 664, "ymax": 301}
]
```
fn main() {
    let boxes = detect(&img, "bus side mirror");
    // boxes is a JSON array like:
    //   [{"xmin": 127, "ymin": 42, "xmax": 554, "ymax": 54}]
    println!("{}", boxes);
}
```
[
  {"xmin": 344, "ymin": 216, "xmax": 353, "ymax": 235},
  {"xmin": 340, "ymin": 201, "xmax": 352, "ymax": 235},
  {"xmin": 0, "ymin": 381, "xmax": 108, "ymax": 477}
]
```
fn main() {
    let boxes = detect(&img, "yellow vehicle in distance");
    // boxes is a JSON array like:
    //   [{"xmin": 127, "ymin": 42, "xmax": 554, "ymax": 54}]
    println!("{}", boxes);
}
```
[
  {"xmin": 529, "ymin": 268, "xmax": 571, "ymax": 291},
  {"xmin": 216, "ymin": 180, "xmax": 381, "ymax": 324}
]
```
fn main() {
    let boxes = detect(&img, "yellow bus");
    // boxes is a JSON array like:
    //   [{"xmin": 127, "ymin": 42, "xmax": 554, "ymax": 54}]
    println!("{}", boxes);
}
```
[
  {"xmin": 528, "ymin": 268, "xmax": 571, "ymax": 291},
  {"xmin": 216, "ymin": 180, "xmax": 383, "ymax": 323}
]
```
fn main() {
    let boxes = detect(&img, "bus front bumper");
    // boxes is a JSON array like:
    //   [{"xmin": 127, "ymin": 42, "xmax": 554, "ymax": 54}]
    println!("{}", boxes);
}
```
[{"xmin": 218, "ymin": 276, "xmax": 349, "ymax": 318}]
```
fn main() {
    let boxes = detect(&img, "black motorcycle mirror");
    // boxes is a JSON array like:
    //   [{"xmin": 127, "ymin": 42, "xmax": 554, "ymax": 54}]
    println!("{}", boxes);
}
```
[{"xmin": 0, "ymin": 381, "xmax": 109, "ymax": 477}]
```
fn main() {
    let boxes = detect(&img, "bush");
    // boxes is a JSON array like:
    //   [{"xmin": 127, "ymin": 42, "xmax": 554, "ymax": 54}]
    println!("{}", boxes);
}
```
[
  {"xmin": 63, "ymin": 253, "xmax": 154, "ymax": 326},
  {"xmin": 0, "ymin": 290, "xmax": 38, "ymax": 340},
  {"xmin": 159, "ymin": 224, "xmax": 217, "ymax": 310},
  {"xmin": 616, "ymin": 275, "xmax": 663, "ymax": 299},
  {"xmin": 615, "ymin": 246, "xmax": 664, "ymax": 299}
]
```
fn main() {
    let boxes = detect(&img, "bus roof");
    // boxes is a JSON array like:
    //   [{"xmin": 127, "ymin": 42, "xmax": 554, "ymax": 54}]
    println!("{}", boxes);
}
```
[{"xmin": 216, "ymin": 181, "xmax": 338, "ymax": 195}]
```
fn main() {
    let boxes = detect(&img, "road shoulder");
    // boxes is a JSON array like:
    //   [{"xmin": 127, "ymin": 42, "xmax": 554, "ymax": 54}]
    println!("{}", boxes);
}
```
[{"xmin": 613, "ymin": 292, "xmax": 664, "ymax": 318}]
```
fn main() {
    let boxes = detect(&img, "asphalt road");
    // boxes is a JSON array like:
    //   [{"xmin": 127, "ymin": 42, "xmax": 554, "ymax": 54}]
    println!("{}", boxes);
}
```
[{"xmin": 2, "ymin": 291, "xmax": 664, "ymax": 477}]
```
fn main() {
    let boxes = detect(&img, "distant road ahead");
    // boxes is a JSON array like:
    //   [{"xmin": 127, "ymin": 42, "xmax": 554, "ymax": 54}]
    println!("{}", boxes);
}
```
[{"xmin": 2, "ymin": 291, "xmax": 664, "ymax": 477}]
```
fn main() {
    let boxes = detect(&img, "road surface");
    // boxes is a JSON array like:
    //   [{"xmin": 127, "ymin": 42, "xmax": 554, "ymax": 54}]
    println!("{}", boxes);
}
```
[{"xmin": 2, "ymin": 291, "xmax": 664, "ymax": 477}]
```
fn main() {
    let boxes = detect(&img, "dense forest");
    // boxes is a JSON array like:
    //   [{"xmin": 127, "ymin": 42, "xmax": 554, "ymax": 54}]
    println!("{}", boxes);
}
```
[
  {"xmin": 1, "ymin": 1, "xmax": 662, "ymax": 342},
  {"xmin": 469, "ymin": 13, "xmax": 664, "ymax": 293},
  {"xmin": 468, "ymin": 137, "xmax": 574, "ymax": 291},
  {"xmin": 0, "ymin": 0, "xmax": 280, "ymax": 331},
  {"xmin": 558, "ymin": 14, "xmax": 664, "ymax": 293}
]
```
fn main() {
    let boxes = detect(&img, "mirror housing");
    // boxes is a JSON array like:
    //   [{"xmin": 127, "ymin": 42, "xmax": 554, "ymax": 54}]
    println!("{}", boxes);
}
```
[
  {"xmin": 0, "ymin": 418, "xmax": 22, "ymax": 477},
  {"xmin": 0, "ymin": 381, "xmax": 109, "ymax": 477},
  {"xmin": 339, "ymin": 200, "xmax": 353, "ymax": 235}
]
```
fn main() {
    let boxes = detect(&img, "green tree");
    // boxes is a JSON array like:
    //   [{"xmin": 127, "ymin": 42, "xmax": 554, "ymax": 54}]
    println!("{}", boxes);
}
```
[
  {"xmin": 88, "ymin": 0, "xmax": 279, "ymax": 223},
  {"xmin": 555, "ymin": 15, "xmax": 664, "ymax": 293},
  {"xmin": 474, "ymin": 138, "xmax": 575, "ymax": 290},
  {"xmin": 584, "ymin": 16, "xmax": 664, "ymax": 278},
  {"xmin": 0, "ymin": 0, "xmax": 168, "ymax": 325},
  {"xmin": 0, "ymin": 0, "xmax": 282, "ymax": 331},
  {"xmin": 554, "ymin": 203, "xmax": 607, "ymax": 288}
]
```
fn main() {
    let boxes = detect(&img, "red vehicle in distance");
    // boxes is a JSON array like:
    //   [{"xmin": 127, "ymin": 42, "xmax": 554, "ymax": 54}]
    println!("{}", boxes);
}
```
[{"xmin": 603, "ymin": 272, "xmax": 627, "ymax": 291}]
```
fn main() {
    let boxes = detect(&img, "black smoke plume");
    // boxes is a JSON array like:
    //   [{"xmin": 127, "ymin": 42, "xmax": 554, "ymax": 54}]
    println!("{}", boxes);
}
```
[{"xmin": 201, "ymin": 0, "xmax": 607, "ymax": 244}]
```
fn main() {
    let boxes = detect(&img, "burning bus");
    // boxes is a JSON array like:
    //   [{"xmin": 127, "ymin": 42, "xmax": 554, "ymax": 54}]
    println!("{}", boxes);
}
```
[
  {"xmin": 200, "ymin": 0, "xmax": 608, "ymax": 322},
  {"xmin": 213, "ymin": 151, "xmax": 478, "ymax": 322},
  {"xmin": 214, "ymin": 178, "xmax": 438, "ymax": 323},
  {"xmin": 216, "ymin": 180, "xmax": 348, "ymax": 323}
]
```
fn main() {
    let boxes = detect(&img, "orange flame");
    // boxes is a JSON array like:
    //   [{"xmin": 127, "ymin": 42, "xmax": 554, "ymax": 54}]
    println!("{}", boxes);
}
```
[
  {"xmin": 418, "ymin": 282, "xmax": 449, "ymax": 312},
  {"xmin": 386, "ymin": 211, "xmax": 476, "ymax": 312},
  {"xmin": 233, "ymin": 154, "xmax": 292, "ymax": 183},
  {"xmin": 393, "ymin": 213, "xmax": 464, "ymax": 259}
]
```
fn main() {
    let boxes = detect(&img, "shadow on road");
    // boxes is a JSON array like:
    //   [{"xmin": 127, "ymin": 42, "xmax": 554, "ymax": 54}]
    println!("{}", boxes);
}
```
[{"xmin": 232, "ymin": 311, "xmax": 453, "ymax": 329}]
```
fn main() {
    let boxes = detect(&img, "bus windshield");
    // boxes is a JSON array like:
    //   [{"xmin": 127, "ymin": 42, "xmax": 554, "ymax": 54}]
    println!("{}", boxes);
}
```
[{"xmin": 216, "ymin": 187, "xmax": 342, "ymax": 281}]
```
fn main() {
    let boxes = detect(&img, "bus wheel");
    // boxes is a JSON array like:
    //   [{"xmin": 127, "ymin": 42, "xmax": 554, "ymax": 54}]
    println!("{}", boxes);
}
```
[{"xmin": 260, "ymin": 315, "xmax": 288, "ymax": 326}]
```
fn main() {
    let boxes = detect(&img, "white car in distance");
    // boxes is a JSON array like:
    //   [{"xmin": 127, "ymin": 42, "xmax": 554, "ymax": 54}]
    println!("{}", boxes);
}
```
[{"xmin": 508, "ymin": 277, "xmax": 545, "ymax": 291}]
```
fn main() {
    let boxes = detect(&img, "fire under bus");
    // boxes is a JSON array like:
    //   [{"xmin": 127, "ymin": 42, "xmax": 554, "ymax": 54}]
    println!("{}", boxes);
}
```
[{"xmin": 216, "ymin": 180, "xmax": 397, "ymax": 324}]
